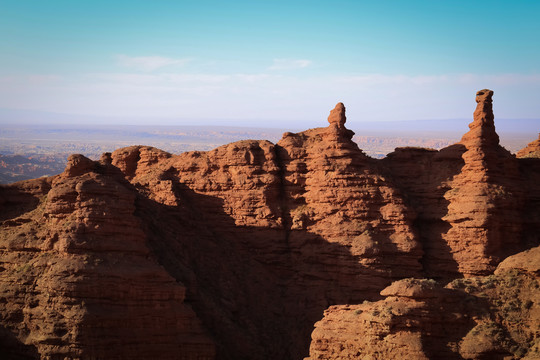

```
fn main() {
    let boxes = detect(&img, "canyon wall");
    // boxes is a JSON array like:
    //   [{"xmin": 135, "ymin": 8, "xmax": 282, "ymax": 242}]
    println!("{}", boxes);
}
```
[{"xmin": 0, "ymin": 89, "xmax": 539, "ymax": 359}]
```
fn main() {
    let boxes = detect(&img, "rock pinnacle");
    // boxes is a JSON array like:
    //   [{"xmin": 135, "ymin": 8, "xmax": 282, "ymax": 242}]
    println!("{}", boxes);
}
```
[
  {"xmin": 328, "ymin": 102, "xmax": 346, "ymax": 129},
  {"xmin": 460, "ymin": 89, "xmax": 500, "ymax": 147}
]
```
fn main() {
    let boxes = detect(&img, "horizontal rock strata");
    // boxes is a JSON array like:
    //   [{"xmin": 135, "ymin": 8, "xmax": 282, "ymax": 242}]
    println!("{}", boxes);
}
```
[{"xmin": 0, "ymin": 155, "xmax": 214, "ymax": 359}]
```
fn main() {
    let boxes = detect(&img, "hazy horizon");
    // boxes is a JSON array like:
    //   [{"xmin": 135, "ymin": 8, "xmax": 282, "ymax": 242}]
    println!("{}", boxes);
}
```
[
  {"xmin": 1, "ymin": 107, "xmax": 539, "ymax": 134},
  {"xmin": 1, "ymin": 1, "xmax": 539, "ymax": 129}
]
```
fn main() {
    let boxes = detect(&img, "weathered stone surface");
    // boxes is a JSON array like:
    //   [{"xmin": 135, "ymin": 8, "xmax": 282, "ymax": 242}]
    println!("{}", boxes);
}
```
[
  {"xmin": 306, "ymin": 278, "xmax": 467, "ymax": 360},
  {"xmin": 0, "ymin": 156, "xmax": 214, "ymax": 359},
  {"xmin": 382, "ymin": 145, "xmax": 467, "ymax": 280},
  {"xmin": 443, "ymin": 89, "xmax": 525, "ymax": 276},
  {"xmin": 112, "ymin": 145, "xmax": 172, "ymax": 180},
  {"xmin": 495, "ymin": 245, "xmax": 540, "ymax": 274},
  {"xmin": 276, "ymin": 118, "xmax": 423, "ymax": 299},
  {"xmin": 384, "ymin": 89, "xmax": 530, "ymax": 280},
  {"xmin": 274, "ymin": 115, "xmax": 423, "ymax": 357},
  {"xmin": 306, "ymin": 247, "xmax": 540, "ymax": 360},
  {"xmin": 460, "ymin": 89, "xmax": 499, "ymax": 147},
  {"xmin": 107, "ymin": 115, "xmax": 423, "ymax": 359},
  {"xmin": 517, "ymin": 133, "xmax": 540, "ymax": 158},
  {"xmin": 327, "ymin": 102, "xmax": 346, "ymax": 129}
]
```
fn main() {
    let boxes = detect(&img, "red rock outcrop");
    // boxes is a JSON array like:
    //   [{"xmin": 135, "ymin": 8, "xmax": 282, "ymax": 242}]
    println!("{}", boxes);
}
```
[
  {"xmin": 111, "ymin": 145, "xmax": 172, "ymax": 180},
  {"xmin": 104, "ymin": 107, "xmax": 423, "ymax": 359},
  {"xmin": 276, "ymin": 105, "xmax": 423, "ymax": 299},
  {"xmin": 383, "ymin": 89, "xmax": 528, "ymax": 279},
  {"xmin": 0, "ymin": 154, "xmax": 214, "ymax": 359},
  {"xmin": 517, "ymin": 133, "xmax": 540, "ymax": 158},
  {"xmin": 306, "ymin": 246, "xmax": 540, "ymax": 360},
  {"xmin": 0, "ymin": 90, "xmax": 538, "ymax": 360},
  {"xmin": 306, "ymin": 279, "xmax": 468, "ymax": 360},
  {"xmin": 443, "ymin": 89, "xmax": 525, "ymax": 275}
]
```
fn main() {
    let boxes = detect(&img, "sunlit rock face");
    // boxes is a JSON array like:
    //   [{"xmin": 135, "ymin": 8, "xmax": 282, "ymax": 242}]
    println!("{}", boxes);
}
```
[{"xmin": 517, "ymin": 133, "xmax": 540, "ymax": 158}]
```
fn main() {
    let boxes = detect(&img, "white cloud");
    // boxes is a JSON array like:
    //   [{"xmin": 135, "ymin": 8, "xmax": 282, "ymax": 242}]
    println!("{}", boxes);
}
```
[
  {"xmin": 334, "ymin": 74, "xmax": 450, "ymax": 85},
  {"xmin": 456, "ymin": 73, "xmax": 540, "ymax": 85},
  {"xmin": 268, "ymin": 59, "xmax": 312, "ymax": 71},
  {"xmin": 91, "ymin": 72, "xmax": 232, "ymax": 85},
  {"xmin": 116, "ymin": 55, "xmax": 191, "ymax": 71}
]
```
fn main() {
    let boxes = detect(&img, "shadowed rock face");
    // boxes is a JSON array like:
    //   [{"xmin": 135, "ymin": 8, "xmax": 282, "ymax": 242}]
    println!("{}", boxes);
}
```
[{"xmin": 0, "ymin": 91, "xmax": 539, "ymax": 360}]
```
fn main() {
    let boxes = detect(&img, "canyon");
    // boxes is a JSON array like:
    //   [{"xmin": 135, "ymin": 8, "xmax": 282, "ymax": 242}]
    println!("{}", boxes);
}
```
[{"xmin": 0, "ymin": 89, "xmax": 539, "ymax": 359}]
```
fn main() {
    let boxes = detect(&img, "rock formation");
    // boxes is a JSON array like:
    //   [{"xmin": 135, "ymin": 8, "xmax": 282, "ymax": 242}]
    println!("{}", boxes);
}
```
[
  {"xmin": 0, "ymin": 89, "xmax": 539, "ymax": 359},
  {"xmin": 306, "ymin": 246, "xmax": 540, "ymax": 360},
  {"xmin": 383, "ymin": 89, "xmax": 528, "ymax": 279},
  {"xmin": 517, "ymin": 133, "xmax": 540, "ymax": 158},
  {"xmin": 327, "ymin": 102, "xmax": 347, "ymax": 129},
  {"xmin": 106, "ymin": 106, "xmax": 423, "ymax": 359},
  {"xmin": 439, "ymin": 89, "xmax": 524, "ymax": 276},
  {"xmin": 0, "ymin": 155, "xmax": 214, "ymax": 359}
]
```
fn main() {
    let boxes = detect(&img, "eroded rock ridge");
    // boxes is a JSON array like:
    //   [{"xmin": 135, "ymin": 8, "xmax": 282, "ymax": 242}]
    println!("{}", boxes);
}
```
[{"xmin": 1, "ymin": 89, "xmax": 539, "ymax": 359}]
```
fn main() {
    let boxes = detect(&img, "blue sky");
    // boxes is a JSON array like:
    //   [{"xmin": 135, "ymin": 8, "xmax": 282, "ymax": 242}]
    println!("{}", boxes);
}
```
[{"xmin": 1, "ymin": 0, "xmax": 539, "ymax": 128}]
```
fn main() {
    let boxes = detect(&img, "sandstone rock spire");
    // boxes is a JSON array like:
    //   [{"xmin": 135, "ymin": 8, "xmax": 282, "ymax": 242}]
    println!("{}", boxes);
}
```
[
  {"xmin": 325, "ymin": 102, "xmax": 354, "ymax": 140},
  {"xmin": 442, "ymin": 89, "xmax": 524, "ymax": 276},
  {"xmin": 460, "ymin": 89, "xmax": 500, "ymax": 147},
  {"xmin": 327, "ymin": 102, "xmax": 346, "ymax": 129}
]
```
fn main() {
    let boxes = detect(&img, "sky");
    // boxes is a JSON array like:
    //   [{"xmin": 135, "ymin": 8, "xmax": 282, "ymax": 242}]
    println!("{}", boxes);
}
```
[{"xmin": 1, "ymin": 0, "xmax": 539, "ymax": 128}]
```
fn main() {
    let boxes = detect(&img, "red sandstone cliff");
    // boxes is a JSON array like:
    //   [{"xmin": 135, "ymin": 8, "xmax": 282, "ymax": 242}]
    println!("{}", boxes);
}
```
[
  {"xmin": 103, "ymin": 103, "xmax": 423, "ymax": 359},
  {"xmin": 0, "ymin": 156, "xmax": 214, "ymax": 359},
  {"xmin": 1, "ymin": 89, "xmax": 539, "ymax": 359}
]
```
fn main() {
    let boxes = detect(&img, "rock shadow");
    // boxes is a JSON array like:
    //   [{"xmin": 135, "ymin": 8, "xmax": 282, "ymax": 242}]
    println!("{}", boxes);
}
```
[
  {"xmin": 136, "ymin": 180, "xmax": 393, "ymax": 360},
  {"xmin": 0, "ymin": 324, "xmax": 40, "ymax": 359},
  {"xmin": 381, "ymin": 144, "xmax": 467, "ymax": 281},
  {"xmin": 419, "ymin": 288, "xmax": 489, "ymax": 359},
  {"xmin": 518, "ymin": 157, "xmax": 540, "ymax": 249},
  {"xmin": 0, "ymin": 179, "xmax": 50, "ymax": 222}
]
